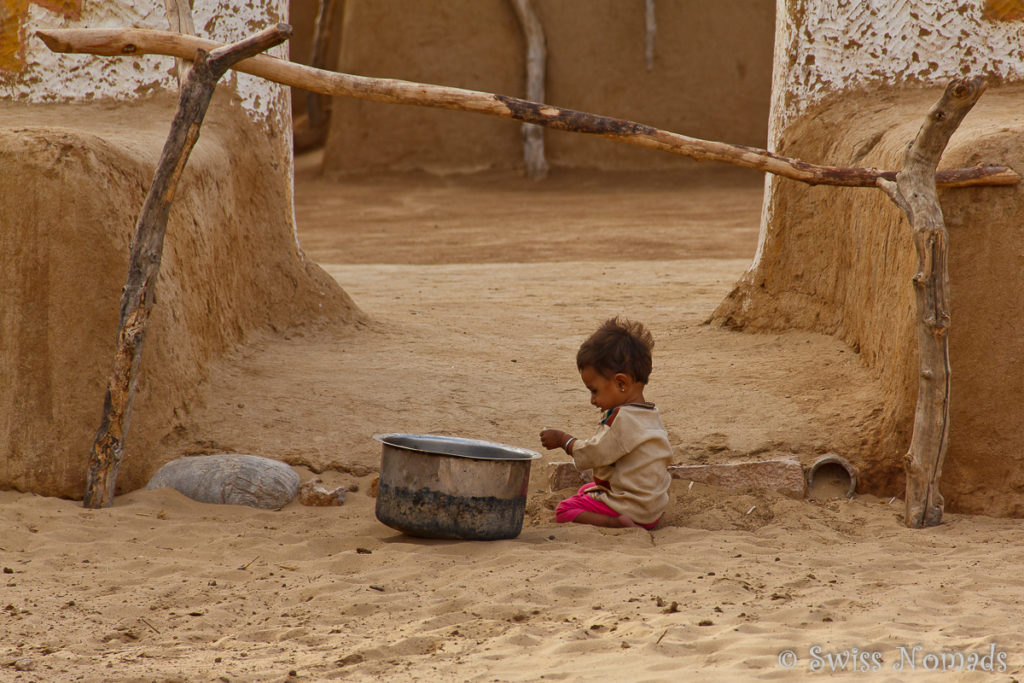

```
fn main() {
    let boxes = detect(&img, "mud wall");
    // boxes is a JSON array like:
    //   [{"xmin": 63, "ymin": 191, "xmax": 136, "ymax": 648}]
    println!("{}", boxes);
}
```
[
  {"xmin": 321, "ymin": 0, "xmax": 776, "ymax": 174},
  {"xmin": 0, "ymin": 0, "xmax": 358, "ymax": 498},
  {"xmin": 712, "ymin": 0, "xmax": 1024, "ymax": 516}
]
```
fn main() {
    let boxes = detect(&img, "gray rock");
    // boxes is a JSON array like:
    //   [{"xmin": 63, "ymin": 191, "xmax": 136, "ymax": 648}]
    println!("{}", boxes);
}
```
[{"xmin": 146, "ymin": 454, "xmax": 300, "ymax": 509}]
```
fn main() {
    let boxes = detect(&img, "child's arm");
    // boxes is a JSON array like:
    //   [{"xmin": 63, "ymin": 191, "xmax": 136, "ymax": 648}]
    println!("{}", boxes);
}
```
[{"xmin": 540, "ymin": 429, "xmax": 576, "ymax": 455}]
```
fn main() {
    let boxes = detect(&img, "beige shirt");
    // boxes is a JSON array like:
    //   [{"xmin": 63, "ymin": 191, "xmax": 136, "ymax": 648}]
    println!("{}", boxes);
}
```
[{"xmin": 571, "ymin": 403, "xmax": 672, "ymax": 525}]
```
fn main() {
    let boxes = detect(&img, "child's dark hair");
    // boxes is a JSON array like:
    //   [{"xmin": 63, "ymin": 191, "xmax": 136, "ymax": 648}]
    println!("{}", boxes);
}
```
[{"xmin": 576, "ymin": 317, "xmax": 655, "ymax": 384}]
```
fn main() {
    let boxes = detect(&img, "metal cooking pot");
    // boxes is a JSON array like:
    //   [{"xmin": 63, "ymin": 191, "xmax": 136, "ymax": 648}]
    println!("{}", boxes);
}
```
[{"xmin": 373, "ymin": 433, "xmax": 542, "ymax": 540}]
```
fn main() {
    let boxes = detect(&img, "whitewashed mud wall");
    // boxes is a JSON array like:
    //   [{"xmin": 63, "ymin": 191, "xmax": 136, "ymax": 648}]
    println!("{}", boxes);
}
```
[
  {"xmin": 719, "ymin": 0, "xmax": 1024, "ymax": 514},
  {"xmin": 753, "ymin": 0, "xmax": 1024, "ymax": 269},
  {"xmin": 772, "ymin": 0, "xmax": 1024, "ymax": 133},
  {"xmin": 0, "ymin": 0, "xmax": 359, "ymax": 500},
  {"xmin": 1, "ymin": 0, "xmax": 290, "ymax": 131},
  {"xmin": 1, "ymin": 0, "xmax": 303, "ymax": 254}
]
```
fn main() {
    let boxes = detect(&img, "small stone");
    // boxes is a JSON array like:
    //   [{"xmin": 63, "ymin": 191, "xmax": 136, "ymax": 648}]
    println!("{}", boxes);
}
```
[
  {"xmin": 299, "ymin": 478, "xmax": 347, "ymax": 506},
  {"xmin": 337, "ymin": 653, "xmax": 364, "ymax": 667},
  {"xmin": 547, "ymin": 462, "xmax": 593, "ymax": 491}
]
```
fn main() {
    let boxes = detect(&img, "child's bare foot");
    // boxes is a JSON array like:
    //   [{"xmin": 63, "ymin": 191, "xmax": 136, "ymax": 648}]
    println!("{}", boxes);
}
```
[{"xmin": 615, "ymin": 514, "xmax": 639, "ymax": 528}]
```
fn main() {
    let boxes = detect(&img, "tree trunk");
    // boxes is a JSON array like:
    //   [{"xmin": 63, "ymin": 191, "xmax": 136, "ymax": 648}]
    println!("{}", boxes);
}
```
[
  {"xmin": 37, "ymin": 27, "xmax": 1019, "ymax": 189},
  {"xmin": 82, "ymin": 24, "xmax": 293, "ymax": 509},
  {"xmin": 877, "ymin": 77, "xmax": 987, "ymax": 528}
]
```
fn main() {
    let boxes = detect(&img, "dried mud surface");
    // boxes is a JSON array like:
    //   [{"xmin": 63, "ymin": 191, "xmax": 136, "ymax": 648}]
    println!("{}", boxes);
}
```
[{"xmin": 8, "ymin": 161, "xmax": 1019, "ymax": 682}]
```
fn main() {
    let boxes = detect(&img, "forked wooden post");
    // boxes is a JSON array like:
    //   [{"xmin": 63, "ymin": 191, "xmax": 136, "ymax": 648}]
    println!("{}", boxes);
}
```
[
  {"xmin": 82, "ymin": 23, "xmax": 293, "ymax": 509},
  {"xmin": 877, "ymin": 77, "xmax": 986, "ymax": 528}
]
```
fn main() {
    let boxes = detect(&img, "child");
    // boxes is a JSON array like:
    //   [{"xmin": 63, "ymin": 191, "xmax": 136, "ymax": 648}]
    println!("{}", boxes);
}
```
[{"xmin": 540, "ymin": 317, "xmax": 672, "ymax": 529}]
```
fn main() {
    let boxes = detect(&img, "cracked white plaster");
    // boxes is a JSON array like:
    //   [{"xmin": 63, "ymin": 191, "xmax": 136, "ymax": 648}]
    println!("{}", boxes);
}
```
[
  {"xmin": 1, "ymin": 0, "xmax": 289, "ymax": 129},
  {"xmin": 748, "ymin": 0, "xmax": 1024, "ymax": 272},
  {"xmin": 773, "ymin": 0, "xmax": 1024, "ymax": 141}
]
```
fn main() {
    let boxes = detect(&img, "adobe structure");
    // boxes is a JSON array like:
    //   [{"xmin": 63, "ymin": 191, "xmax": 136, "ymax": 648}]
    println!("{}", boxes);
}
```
[
  {"xmin": 0, "ymin": 0, "xmax": 358, "ymax": 499},
  {"xmin": 9, "ymin": 0, "xmax": 1024, "ymax": 518},
  {"xmin": 711, "ymin": 0, "xmax": 1024, "ymax": 516},
  {"xmin": 1, "ymin": 0, "xmax": 776, "ymax": 500},
  {"xmin": 317, "ymin": 0, "xmax": 776, "ymax": 174}
]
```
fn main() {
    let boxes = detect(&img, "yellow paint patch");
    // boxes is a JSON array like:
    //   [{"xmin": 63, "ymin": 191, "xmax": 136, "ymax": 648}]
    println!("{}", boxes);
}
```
[
  {"xmin": 1, "ymin": 0, "xmax": 81, "ymax": 72},
  {"xmin": 984, "ymin": 0, "xmax": 1024, "ymax": 21}
]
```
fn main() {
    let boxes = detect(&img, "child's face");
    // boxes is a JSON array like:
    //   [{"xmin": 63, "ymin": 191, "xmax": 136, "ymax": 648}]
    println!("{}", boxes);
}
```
[{"xmin": 579, "ymin": 366, "xmax": 631, "ymax": 411}]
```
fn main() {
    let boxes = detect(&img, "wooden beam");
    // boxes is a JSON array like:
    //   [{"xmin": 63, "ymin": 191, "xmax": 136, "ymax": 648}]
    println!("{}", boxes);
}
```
[
  {"xmin": 877, "ymin": 77, "xmax": 986, "ymax": 527},
  {"xmin": 82, "ymin": 23, "xmax": 293, "ymax": 509},
  {"xmin": 36, "ymin": 27, "xmax": 1019, "ymax": 189}
]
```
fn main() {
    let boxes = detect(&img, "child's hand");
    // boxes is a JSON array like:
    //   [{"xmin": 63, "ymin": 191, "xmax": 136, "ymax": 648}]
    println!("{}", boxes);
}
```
[{"xmin": 540, "ymin": 429, "xmax": 569, "ymax": 451}]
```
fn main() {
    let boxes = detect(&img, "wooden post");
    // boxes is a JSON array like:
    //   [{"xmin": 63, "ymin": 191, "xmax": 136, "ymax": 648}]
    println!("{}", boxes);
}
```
[
  {"xmin": 294, "ymin": 0, "xmax": 342, "ymax": 151},
  {"xmin": 36, "ymin": 28, "xmax": 1020, "ymax": 190},
  {"xmin": 877, "ymin": 77, "xmax": 987, "ymax": 528},
  {"xmin": 509, "ymin": 0, "xmax": 548, "ymax": 179},
  {"xmin": 305, "ymin": 0, "xmax": 342, "ymax": 134},
  {"xmin": 82, "ymin": 23, "xmax": 293, "ymax": 509},
  {"xmin": 644, "ymin": 0, "xmax": 656, "ymax": 70},
  {"xmin": 162, "ymin": 0, "xmax": 196, "ymax": 86}
]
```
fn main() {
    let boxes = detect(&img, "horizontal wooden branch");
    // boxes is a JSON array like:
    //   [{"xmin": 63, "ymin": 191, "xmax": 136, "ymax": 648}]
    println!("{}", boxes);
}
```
[{"xmin": 37, "ymin": 27, "xmax": 1020, "ymax": 189}]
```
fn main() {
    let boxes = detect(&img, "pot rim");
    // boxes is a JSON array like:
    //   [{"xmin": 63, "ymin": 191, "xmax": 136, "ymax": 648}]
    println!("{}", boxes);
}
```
[{"xmin": 374, "ymin": 433, "xmax": 542, "ymax": 462}]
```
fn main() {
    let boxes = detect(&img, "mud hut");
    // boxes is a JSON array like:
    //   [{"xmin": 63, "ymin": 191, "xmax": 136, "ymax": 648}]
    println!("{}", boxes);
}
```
[
  {"xmin": 314, "ymin": 0, "xmax": 776, "ymax": 174},
  {"xmin": 711, "ymin": 0, "xmax": 1024, "ymax": 516},
  {"xmin": 0, "ymin": 0, "xmax": 358, "ymax": 499}
]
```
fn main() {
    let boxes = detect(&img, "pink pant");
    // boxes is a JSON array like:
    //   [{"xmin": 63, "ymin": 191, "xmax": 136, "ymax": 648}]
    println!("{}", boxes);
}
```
[{"xmin": 555, "ymin": 484, "xmax": 659, "ymax": 529}]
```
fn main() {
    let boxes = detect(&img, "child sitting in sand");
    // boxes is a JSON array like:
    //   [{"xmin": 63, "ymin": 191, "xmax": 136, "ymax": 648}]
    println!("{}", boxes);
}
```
[{"xmin": 540, "ymin": 317, "xmax": 672, "ymax": 529}]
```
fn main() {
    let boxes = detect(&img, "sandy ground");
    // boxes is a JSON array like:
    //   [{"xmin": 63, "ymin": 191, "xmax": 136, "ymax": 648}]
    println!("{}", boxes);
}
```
[{"xmin": 3, "ymin": 160, "xmax": 1022, "ymax": 681}]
